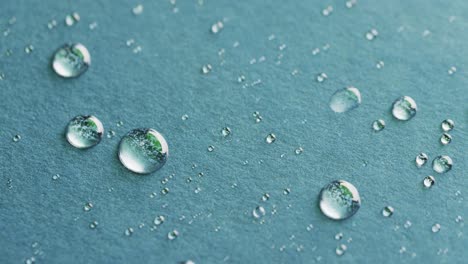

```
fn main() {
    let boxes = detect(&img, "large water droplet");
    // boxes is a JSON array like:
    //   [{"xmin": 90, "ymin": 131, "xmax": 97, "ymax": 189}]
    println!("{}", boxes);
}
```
[
  {"xmin": 318, "ymin": 180, "xmax": 361, "ymax": 220},
  {"xmin": 440, "ymin": 133, "xmax": 452, "ymax": 145},
  {"xmin": 252, "ymin": 206, "xmax": 266, "ymax": 219},
  {"xmin": 329, "ymin": 87, "xmax": 361, "ymax": 113},
  {"xmin": 415, "ymin": 153, "xmax": 428, "ymax": 168},
  {"xmin": 265, "ymin": 133, "xmax": 276, "ymax": 144},
  {"xmin": 118, "ymin": 128, "xmax": 169, "ymax": 174},
  {"xmin": 65, "ymin": 115, "xmax": 104, "ymax": 149},
  {"xmin": 52, "ymin": 43, "xmax": 91, "ymax": 78},
  {"xmin": 391, "ymin": 96, "xmax": 417, "ymax": 121},
  {"xmin": 432, "ymin": 155, "xmax": 452, "ymax": 174}
]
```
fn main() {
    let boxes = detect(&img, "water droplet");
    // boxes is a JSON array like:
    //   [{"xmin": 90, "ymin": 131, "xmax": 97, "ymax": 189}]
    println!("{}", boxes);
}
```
[
  {"xmin": 423, "ymin": 176, "xmax": 435, "ymax": 188},
  {"xmin": 201, "ymin": 64, "xmax": 212, "ymax": 74},
  {"xmin": 237, "ymin": 75, "xmax": 246, "ymax": 83},
  {"xmin": 47, "ymin": 19, "xmax": 57, "ymax": 29},
  {"xmin": 455, "ymin": 215, "xmax": 463, "ymax": 223},
  {"xmin": 295, "ymin": 147, "xmax": 304, "ymax": 155},
  {"xmin": 89, "ymin": 221, "xmax": 98, "ymax": 229},
  {"xmin": 440, "ymin": 133, "xmax": 452, "ymax": 145},
  {"xmin": 168, "ymin": 230, "xmax": 179, "ymax": 240},
  {"xmin": 12, "ymin": 134, "xmax": 21, "ymax": 142},
  {"xmin": 432, "ymin": 223, "xmax": 441, "ymax": 233},
  {"xmin": 319, "ymin": 180, "xmax": 361, "ymax": 220},
  {"xmin": 382, "ymin": 206, "xmax": 394, "ymax": 217},
  {"xmin": 376, "ymin": 61, "xmax": 385, "ymax": 69},
  {"xmin": 415, "ymin": 153, "xmax": 428, "ymax": 168},
  {"xmin": 124, "ymin": 227, "xmax": 134, "ymax": 236},
  {"xmin": 322, "ymin": 6, "xmax": 333, "ymax": 16},
  {"xmin": 346, "ymin": 0, "xmax": 358, "ymax": 8},
  {"xmin": 52, "ymin": 174, "xmax": 60, "ymax": 180},
  {"xmin": 89, "ymin": 22, "xmax": 98, "ymax": 30},
  {"xmin": 207, "ymin": 145, "xmax": 215, "ymax": 152},
  {"xmin": 118, "ymin": 128, "xmax": 169, "ymax": 174},
  {"xmin": 441, "ymin": 119, "xmax": 454, "ymax": 132},
  {"xmin": 154, "ymin": 215, "xmax": 165, "ymax": 225},
  {"xmin": 329, "ymin": 87, "xmax": 361, "ymax": 113},
  {"xmin": 335, "ymin": 244, "xmax": 347, "ymax": 256},
  {"xmin": 106, "ymin": 130, "xmax": 116, "ymax": 139},
  {"xmin": 65, "ymin": 12, "xmax": 80, "ymax": 26},
  {"xmin": 316, "ymin": 73, "xmax": 328, "ymax": 83},
  {"xmin": 83, "ymin": 202, "xmax": 93, "ymax": 212},
  {"xmin": 132, "ymin": 4, "xmax": 144, "ymax": 15},
  {"xmin": 261, "ymin": 193, "xmax": 270, "ymax": 202},
  {"xmin": 181, "ymin": 114, "xmax": 189, "ymax": 121},
  {"xmin": 52, "ymin": 43, "xmax": 91, "ymax": 78},
  {"xmin": 116, "ymin": 121, "xmax": 124, "ymax": 127},
  {"xmin": 365, "ymin": 29, "xmax": 379, "ymax": 40},
  {"xmin": 24, "ymin": 44, "xmax": 34, "ymax": 54},
  {"xmin": 391, "ymin": 96, "xmax": 417, "ymax": 121},
  {"xmin": 283, "ymin": 188, "xmax": 291, "ymax": 195},
  {"xmin": 335, "ymin": 232, "xmax": 343, "ymax": 240},
  {"xmin": 265, "ymin": 133, "xmax": 276, "ymax": 144},
  {"xmin": 448, "ymin": 66, "xmax": 457, "ymax": 75},
  {"xmin": 372, "ymin": 119, "xmax": 385, "ymax": 132},
  {"xmin": 306, "ymin": 224, "xmax": 314, "ymax": 231},
  {"xmin": 432, "ymin": 155, "xmax": 453, "ymax": 174},
  {"xmin": 221, "ymin": 127, "xmax": 231, "ymax": 137},
  {"xmin": 66, "ymin": 115, "xmax": 104, "ymax": 149},
  {"xmin": 253, "ymin": 111, "xmax": 263, "ymax": 123},
  {"xmin": 210, "ymin": 21, "xmax": 224, "ymax": 34},
  {"xmin": 252, "ymin": 206, "xmax": 266, "ymax": 219},
  {"xmin": 161, "ymin": 187, "xmax": 170, "ymax": 195},
  {"xmin": 404, "ymin": 220, "xmax": 412, "ymax": 229},
  {"xmin": 25, "ymin": 257, "xmax": 36, "ymax": 264}
]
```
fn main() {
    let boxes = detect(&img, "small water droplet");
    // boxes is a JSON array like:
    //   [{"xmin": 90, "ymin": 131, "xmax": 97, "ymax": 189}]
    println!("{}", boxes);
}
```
[
  {"xmin": 404, "ymin": 220, "xmax": 412, "ymax": 229},
  {"xmin": 415, "ymin": 153, "xmax": 428, "ymax": 168},
  {"xmin": 181, "ymin": 114, "xmax": 189, "ymax": 121},
  {"xmin": 365, "ymin": 29, "xmax": 379, "ymax": 40},
  {"xmin": 432, "ymin": 223, "xmax": 441, "ymax": 233},
  {"xmin": 83, "ymin": 202, "xmax": 93, "ymax": 212},
  {"xmin": 66, "ymin": 115, "xmax": 104, "ymax": 149},
  {"xmin": 441, "ymin": 119, "xmax": 454, "ymax": 132},
  {"xmin": 161, "ymin": 187, "xmax": 170, "ymax": 195},
  {"xmin": 168, "ymin": 229, "xmax": 179, "ymax": 240},
  {"xmin": 283, "ymin": 188, "xmax": 291, "ymax": 195},
  {"xmin": 391, "ymin": 96, "xmax": 417, "ymax": 121},
  {"xmin": 335, "ymin": 232, "xmax": 343, "ymax": 240},
  {"xmin": 89, "ymin": 22, "xmax": 98, "ymax": 30},
  {"xmin": 252, "ymin": 206, "xmax": 266, "ymax": 219},
  {"xmin": 319, "ymin": 180, "xmax": 361, "ymax": 220},
  {"xmin": 118, "ymin": 128, "xmax": 169, "ymax": 174},
  {"xmin": 376, "ymin": 61, "xmax": 385, "ymax": 69},
  {"xmin": 106, "ymin": 130, "xmax": 116, "ymax": 139},
  {"xmin": 455, "ymin": 215, "xmax": 463, "ymax": 223},
  {"xmin": 124, "ymin": 227, "xmax": 134, "ymax": 236},
  {"xmin": 306, "ymin": 224, "xmax": 314, "ymax": 231},
  {"xmin": 346, "ymin": 0, "xmax": 357, "ymax": 9},
  {"xmin": 47, "ymin": 19, "xmax": 58, "ymax": 29},
  {"xmin": 432, "ymin": 155, "xmax": 453, "ymax": 174},
  {"xmin": 52, "ymin": 174, "xmax": 60, "ymax": 180},
  {"xmin": 372, "ymin": 119, "xmax": 385, "ymax": 132},
  {"xmin": 335, "ymin": 244, "xmax": 347, "ymax": 256},
  {"xmin": 316, "ymin": 73, "xmax": 328, "ymax": 83},
  {"xmin": 322, "ymin": 6, "xmax": 333, "ymax": 16},
  {"xmin": 12, "ymin": 134, "xmax": 21, "ymax": 142},
  {"xmin": 52, "ymin": 43, "xmax": 91, "ymax": 78},
  {"xmin": 382, "ymin": 206, "xmax": 394, "ymax": 217},
  {"xmin": 440, "ymin": 133, "xmax": 452, "ymax": 145},
  {"xmin": 295, "ymin": 147, "xmax": 304, "ymax": 155},
  {"xmin": 261, "ymin": 193, "xmax": 270, "ymax": 202},
  {"xmin": 253, "ymin": 111, "xmax": 263, "ymax": 123},
  {"xmin": 132, "ymin": 4, "xmax": 144, "ymax": 15},
  {"xmin": 24, "ymin": 44, "xmax": 34, "ymax": 54},
  {"xmin": 201, "ymin": 64, "xmax": 212, "ymax": 74},
  {"xmin": 207, "ymin": 145, "xmax": 215, "ymax": 152},
  {"xmin": 329, "ymin": 87, "xmax": 361, "ymax": 113},
  {"xmin": 448, "ymin": 66, "xmax": 457, "ymax": 75},
  {"xmin": 210, "ymin": 21, "xmax": 224, "ymax": 34},
  {"xmin": 89, "ymin": 221, "xmax": 98, "ymax": 229},
  {"xmin": 423, "ymin": 176, "xmax": 435, "ymax": 188},
  {"xmin": 265, "ymin": 133, "xmax": 276, "ymax": 144},
  {"xmin": 154, "ymin": 215, "xmax": 165, "ymax": 225},
  {"xmin": 221, "ymin": 127, "xmax": 231, "ymax": 137}
]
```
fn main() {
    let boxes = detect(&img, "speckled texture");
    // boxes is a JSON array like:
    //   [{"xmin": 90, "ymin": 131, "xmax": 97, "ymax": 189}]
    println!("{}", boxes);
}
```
[{"xmin": 1, "ymin": 1, "xmax": 467, "ymax": 263}]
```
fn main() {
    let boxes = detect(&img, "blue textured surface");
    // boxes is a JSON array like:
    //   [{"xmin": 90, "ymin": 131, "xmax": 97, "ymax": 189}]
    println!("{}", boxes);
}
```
[{"xmin": 1, "ymin": 1, "xmax": 467, "ymax": 263}]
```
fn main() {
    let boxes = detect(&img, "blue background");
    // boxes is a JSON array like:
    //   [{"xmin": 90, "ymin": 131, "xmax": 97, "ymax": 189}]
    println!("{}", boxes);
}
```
[{"xmin": 1, "ymin": 0, "xmax": 467, "ymax": 263}]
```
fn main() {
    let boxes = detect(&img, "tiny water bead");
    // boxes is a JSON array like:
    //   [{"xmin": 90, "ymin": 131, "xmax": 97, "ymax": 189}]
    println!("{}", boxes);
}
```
[
  {"xmin": 83, "ymin": 202, "xmax": 93, "ymax": 212},
  {"xmin": 168, "ymin": 230, "xmax": 179, "ymax": 240},
  {"xmin": 25, "ymin": 44, "xmax": 34, "ymax": 54},
  {"xmin": 295, "ymin": 147, "xmax": 304, "ymax": 155},
  {"xmin": 391, "ymin": 96, "xmax": 417, "ymax": 121},
  {"xmin": 210, "ymin": 21, "xmax": 224, "ymax": 34},
  {"xmin": 432, "ymin": 155, "xmax": 453, "ymax": 174},
  {"xmin": 322, "ymin": 6, "xmax": 333, "ymax": 16},
  {"xmin": 253, "ymin": 111, "xmax": 263, "ymax": 123},
  {"xmin": 423, "ymin": 176, "xmax": 435, "ymax": 188},
  {"xmin": 201, "ymin": 64, "xmax": 212, "ymax": 74},
  {"xmin": 132, "ymin": 4, "xmax": 144, "ymax": 15},
  {"xmin": 376, "ymin": 61, "xmax": 385, "ymax": 69},
  {"xmin": 415, "ymin": 153, "xmax": 428, "ymax": 168},
  {"xmin": 252, "ymin": 206, "xmax": 266, "ymax": 219},
  {"xmin": 365, "ymin": 28, "xmax": 379, "ymax": 40},
  {"xmin": 440, "ymin": 133, "xmax": 452, "ymax": 145},
  {"xmin": 89, "ymin": 221, "xmax": 98, "ymax": 229},
  {"xmin": 221, "ymin": 127, "xmax": 231, "ymax": 137},
  {"xmin": 318, "ymin": 180, "xmax": 361, "ymax": 220},
  {"xmin": 316, "ymin": 72, "xmax": 328, "ymax": 83},
  {"xmin": 52, "ymin": 174, "xmax": 60, "ymax": 180},
  {"xmin": 118, "ymin": 128, "xmax": 169, "ymax": 174},
  {"xmin": 265, "ymin": 133, "xmax": 276, "ymax": 144},
  {"xmin": 65, "ymin": 12, "xmax": 80, "ymax": 26},
  {"xmin": 124, "ymin": 227, "xmax": 134, "ymax": 236},
  {"xmin": 382, "ymin": 206, "xmax": 394, "ymax": 217},
  {"xmin": 448, "ymin": 66, "xmax": 457, "ymax": 75},
  {"xmin": 12, "ymin": 134, "xmax": 21, "ymax": 142},
  {"xmin": 432, "ymin": 223, "xmax": 441, "ymax": 233},
  {"xmin": 154, "ymin": 215, "xmax": 165, "ymax": 225},
  {"xmin": 65, "ymin": 115, "xmax": 104, "ymax": 149},
  {"xmin": 52, "ymin": 43, "xmax": 91, "ymax": 78},
  {"xmin": 207, "ymin": 145, "xmax": 215, "ymax": 152},
  {"xmin": 372, "ymin": 119, "xmax": 385, "ymax": 132},
  {"xmin": 329, "ymin": 87, "xmax": 361, "ymax": 113},
  {"xmin": 441, "ymin": 119, "xmax": 454, "ymax": 132},
  {"xmin": 261, "ymin": 193, "xmax": 270, "ymax": 202},
  {"xmin": 335, "ymin": 244, "xmax": 347, "ymax": 256}
]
